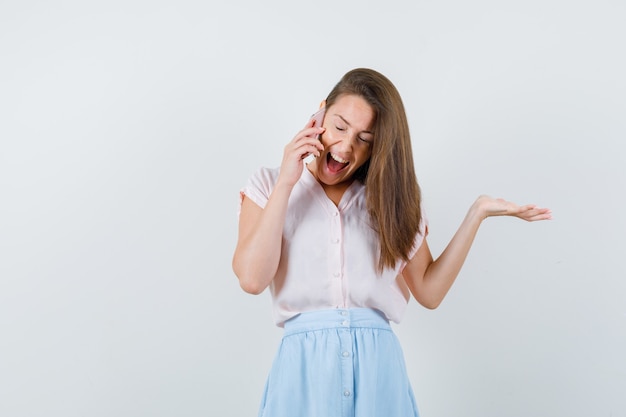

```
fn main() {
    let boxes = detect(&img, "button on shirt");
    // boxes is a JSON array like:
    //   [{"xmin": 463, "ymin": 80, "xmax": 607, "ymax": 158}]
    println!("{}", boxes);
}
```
[{"xmin": 240, "ymin": 166, "xmax": 427, "ymax": 327}]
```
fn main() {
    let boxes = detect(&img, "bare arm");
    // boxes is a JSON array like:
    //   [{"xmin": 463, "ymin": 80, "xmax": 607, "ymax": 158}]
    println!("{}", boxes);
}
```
[
  {"xmin": 232, "ymin": 122, "xmax": 325, "ymax": 294},
  {"xmin": 232, "ymin": 187, "xmax": 292, "ymax": 294},
  {"xmin": 402, "ymin": 195, "xmax": 552, "ymax": 309}
]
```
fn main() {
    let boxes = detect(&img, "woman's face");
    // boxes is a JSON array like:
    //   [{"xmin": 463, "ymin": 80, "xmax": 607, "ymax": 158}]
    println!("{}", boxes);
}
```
[{"xmin": 309, "ymin": 94, "xmax": 375, "ymax": 186}]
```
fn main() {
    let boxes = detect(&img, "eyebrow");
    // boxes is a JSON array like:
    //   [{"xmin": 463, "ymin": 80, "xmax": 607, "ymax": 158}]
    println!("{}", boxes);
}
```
[{"xmin": 335, "ymin": 114, "xmax": 373, "ymax": 134}]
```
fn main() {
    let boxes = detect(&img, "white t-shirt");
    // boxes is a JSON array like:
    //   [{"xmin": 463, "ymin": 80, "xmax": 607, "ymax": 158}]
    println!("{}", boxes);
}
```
[{"xmin": 240, "ymin": 165, "xmax": 427, "ymax": 327}]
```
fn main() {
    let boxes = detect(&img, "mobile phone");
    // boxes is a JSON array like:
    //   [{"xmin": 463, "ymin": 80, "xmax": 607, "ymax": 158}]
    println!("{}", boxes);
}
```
[
  {"xmin": 310, "ymin": 107, "xmax": 326, "ymax": 128},
  {"xmin": 304, "ymin": 107, "xmax": 326, "ymax": 159}
]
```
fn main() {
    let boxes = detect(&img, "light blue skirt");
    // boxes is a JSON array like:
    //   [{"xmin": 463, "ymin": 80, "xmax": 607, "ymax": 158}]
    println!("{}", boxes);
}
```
[{"xmin": 258, "ymin": 308, "xmax": 420, "ymax": 417}]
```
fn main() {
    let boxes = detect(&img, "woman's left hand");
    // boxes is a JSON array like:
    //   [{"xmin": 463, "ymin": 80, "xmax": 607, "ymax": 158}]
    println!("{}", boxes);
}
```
[{"xmin": 474, "ymin": 195, "xmax": 552, "ymax": 222}]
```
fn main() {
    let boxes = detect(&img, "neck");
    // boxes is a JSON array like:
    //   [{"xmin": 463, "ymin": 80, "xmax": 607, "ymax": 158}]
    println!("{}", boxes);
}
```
[
  {"xmin": 321, "ymin": 180, "xmax": 354, "ymax": 206},
  {"xmin": 306, "ymin": 162, "xmax": 354, "ymax": 206}
]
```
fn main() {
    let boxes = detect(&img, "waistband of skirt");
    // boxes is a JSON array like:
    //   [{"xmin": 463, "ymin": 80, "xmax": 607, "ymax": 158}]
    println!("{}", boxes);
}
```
[{"xmin": 283, "ymin": 308, "xmax": 390, "ymax": 335}]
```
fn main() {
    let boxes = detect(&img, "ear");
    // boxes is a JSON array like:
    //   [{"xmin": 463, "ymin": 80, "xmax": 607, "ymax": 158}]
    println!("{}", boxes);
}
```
[{"xmin": 319, "ymin": 100, "xmax": 326, "ymax": 109}]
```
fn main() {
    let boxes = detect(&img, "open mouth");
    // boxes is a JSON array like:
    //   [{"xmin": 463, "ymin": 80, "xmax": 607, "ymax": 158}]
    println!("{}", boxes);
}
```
[{"xmin": 327, "ymin": 152, "xmax": 349, "ymax": 173}]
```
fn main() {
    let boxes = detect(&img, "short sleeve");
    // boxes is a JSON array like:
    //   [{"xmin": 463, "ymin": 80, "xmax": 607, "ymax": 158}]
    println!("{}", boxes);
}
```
[{"xmin": 238, "ymin": 166, "xmax": 279, "ymax": 214}]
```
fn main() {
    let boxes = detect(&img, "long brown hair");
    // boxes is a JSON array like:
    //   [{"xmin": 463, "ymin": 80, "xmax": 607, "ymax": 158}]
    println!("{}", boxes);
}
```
[{"xmin": 325, "ymin": 68, "xmax": 422, "ymax": 271}]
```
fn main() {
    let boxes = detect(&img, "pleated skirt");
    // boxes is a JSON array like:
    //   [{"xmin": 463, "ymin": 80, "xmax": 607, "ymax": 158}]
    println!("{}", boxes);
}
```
[{"xmin": 258, "ymin": 308, "xmax": 420, "ymax": 417}]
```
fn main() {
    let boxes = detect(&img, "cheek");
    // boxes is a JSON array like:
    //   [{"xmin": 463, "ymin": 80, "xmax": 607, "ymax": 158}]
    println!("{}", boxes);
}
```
[
  {"xmin": 320, "ymin": 130, "xmax": 339, "ymax": 148},
  {"xmin": 319, "ymin": 131, "xmax": 330, "ymax": 146},
  {"xmin": 354, "ymin": 149, "xmax": 371, "ymax": 167}
]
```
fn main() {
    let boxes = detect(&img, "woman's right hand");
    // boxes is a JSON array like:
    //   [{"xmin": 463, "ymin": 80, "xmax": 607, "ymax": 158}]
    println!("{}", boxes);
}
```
[
  {"xmin": 233, "ymin": 121, "xmax": 324, "ymax": 295},
  {"xmin": 277, "ymin": 120, "xmax": 325, "ymax": 187}
]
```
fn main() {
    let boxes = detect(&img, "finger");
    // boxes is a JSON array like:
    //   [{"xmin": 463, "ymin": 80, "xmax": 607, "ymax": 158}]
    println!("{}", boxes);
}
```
[
  {"xmin": 304, "ymin": 126, "xmax": 325, "ymax": 140},
  {"xmin": 525, "ymin": 213, "xmax": 552, "ymax": 222},
  {"xmin": 521, "ymin": 209, "xmax": 552, "ymax": 221},
  {"xmin": 517, "ymin": 204, "xmax": 537, "ymax": 212},
  {"xmin": 299, "ymin": 149, "xmax": 322, "ymax": 160},
  {"xmin": 294, "ymin": 134, "xmax": 324, "ymax": 153},
  {"xmin": 292, "ymin": 141, "xmax": 324, "ymax": 159},
  {"xmin": 291, "ymin": 127, "xmax": 323, "ymax": 145}
]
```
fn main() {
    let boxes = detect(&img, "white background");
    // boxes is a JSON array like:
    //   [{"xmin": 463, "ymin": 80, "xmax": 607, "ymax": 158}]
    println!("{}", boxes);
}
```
[{"xmin": 1, "ymin": 1, "xmax": 625, "ymax": 416}]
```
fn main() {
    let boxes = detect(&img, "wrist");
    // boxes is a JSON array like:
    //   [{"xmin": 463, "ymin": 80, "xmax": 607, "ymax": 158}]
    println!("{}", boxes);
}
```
[
  {"xmin": 274, "ymin": 179, "xmax": 296, "ymax": 195},
  {"xmin": 469, "ymin": 196, "xmax": 490, "ymax": 221}
]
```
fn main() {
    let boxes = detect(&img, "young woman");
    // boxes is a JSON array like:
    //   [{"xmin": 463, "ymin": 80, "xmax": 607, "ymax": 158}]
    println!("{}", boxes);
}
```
[{"xmin": 232, "ymin": 68, "xmax": 551, "ymax": 417}]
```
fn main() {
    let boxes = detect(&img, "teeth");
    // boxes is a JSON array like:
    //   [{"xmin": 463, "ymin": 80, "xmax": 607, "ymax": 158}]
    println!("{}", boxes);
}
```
[{"xmin": 330, "ymin": 153, "xmax": 348, "ymax": 164}]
